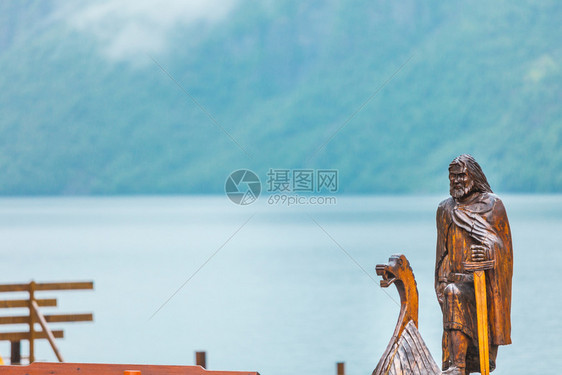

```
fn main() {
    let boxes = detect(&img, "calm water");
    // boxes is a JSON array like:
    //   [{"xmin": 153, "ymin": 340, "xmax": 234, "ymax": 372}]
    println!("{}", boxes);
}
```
[{"xmin": 0, "ymin": 195, "xmax": 560, "ymax": 374}]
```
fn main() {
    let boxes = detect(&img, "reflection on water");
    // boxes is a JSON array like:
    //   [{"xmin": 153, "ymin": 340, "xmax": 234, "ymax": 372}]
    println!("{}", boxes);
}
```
[{"xmin": 0, "ymin": 195, "xmax": 559, "ymax": 375}]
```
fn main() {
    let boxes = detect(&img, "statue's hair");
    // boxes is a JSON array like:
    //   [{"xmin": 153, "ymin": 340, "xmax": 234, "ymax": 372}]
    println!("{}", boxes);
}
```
[{"xmin": 449, "ymin": 154, "xmax": 493, "ymax": 193}]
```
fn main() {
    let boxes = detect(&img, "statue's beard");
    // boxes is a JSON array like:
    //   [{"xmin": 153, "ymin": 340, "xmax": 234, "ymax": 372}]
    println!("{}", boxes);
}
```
[{"xmin": 450, "ymin": 180, "xmax": 474, "ymax": 199}]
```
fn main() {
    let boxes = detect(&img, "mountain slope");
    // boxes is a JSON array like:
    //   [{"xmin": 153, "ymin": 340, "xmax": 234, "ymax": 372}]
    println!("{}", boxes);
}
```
[{"xmin": 0, "ymin": 0, "xmax": 561, "ymax": 195}]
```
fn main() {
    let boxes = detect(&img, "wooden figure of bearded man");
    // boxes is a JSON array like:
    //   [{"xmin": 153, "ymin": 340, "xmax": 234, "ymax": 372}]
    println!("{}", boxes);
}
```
[{"xmin": 435, "ymin": 154, "xmax": 513, "ymax": 375}]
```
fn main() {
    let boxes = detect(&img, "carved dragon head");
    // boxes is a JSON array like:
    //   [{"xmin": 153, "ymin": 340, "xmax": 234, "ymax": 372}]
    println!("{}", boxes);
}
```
[
  {"xmin": 375, "ymin": 254, "xmax": 412, "ymax": 288},
  {"xmin": 375, "ymin": 254, "xmax": 419, "ymax": 338}
]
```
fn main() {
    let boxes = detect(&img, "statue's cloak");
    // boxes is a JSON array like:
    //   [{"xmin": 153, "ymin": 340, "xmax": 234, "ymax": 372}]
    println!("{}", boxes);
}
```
[{"xmin": 435, "ymin": 192, "xmax": 513, "ymax": 345}]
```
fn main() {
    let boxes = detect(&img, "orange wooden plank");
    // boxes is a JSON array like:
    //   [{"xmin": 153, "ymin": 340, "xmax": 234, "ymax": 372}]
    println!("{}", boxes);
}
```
[
  {"xmin": 31, "ymin": 300, "xmax": 64, "ymax": 362},
  {"xmin": 0, "ymin": 313, "xmax": 90, "ymax": 325},
  {"xmin": 35, "ymin": 282, "xmax": 94, "ymax": 291},
  {"xmin": 0, "ymin": 316, "xmax": 29, "ymax": 324},
  {"xmin": 44, "ymin": 313, "xmax": 93, "ymax": 323},
  {"xmin": 0, "ymin": 283, "xmax": 28, "ymax": 292},
  {"xmin": 0, "ymin": 363, "xmax": 260, "ymax": 375},
  {"xmin": 0, "ymin": 298, "xmax": 57, "ymax": 309},
  {"xmin": 0, "ymin": 282, "xmax": 94, "ymax": 292},
  {"xmin": 0, "ymin": 330, "xmax": 64, "ymax": 341}
]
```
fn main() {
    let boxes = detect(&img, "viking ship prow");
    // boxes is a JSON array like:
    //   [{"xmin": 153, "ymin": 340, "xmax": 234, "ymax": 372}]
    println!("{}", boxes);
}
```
[{"xmin": 373, "ymin": 254, "xmax": 441, "ymax": 375}]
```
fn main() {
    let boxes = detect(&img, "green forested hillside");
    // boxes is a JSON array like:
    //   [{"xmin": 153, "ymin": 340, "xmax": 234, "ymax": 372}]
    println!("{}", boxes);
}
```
[{"xmin": 0, "ymin": 0, "xmax": 561, "ymax": 195}]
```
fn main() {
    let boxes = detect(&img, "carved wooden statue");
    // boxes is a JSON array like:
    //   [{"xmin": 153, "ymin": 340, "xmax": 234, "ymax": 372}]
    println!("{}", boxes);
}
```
[
  {"xmin": 373, "ymin": 155, "xmax": 513, "ymax": 375},
  {"xmin": 436, "ymin": 154, "xmax": 513, "ymax": 374}
]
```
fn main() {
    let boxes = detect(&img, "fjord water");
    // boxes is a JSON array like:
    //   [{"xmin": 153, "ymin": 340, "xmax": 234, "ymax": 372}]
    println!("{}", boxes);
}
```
[{"xmin": 0, "ymin": 195, "xmax": 559, "ymax": 375}]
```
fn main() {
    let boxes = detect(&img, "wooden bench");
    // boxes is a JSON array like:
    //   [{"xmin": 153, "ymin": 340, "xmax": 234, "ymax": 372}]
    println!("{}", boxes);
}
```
[{"xmin": 0, "ymin": 281, "xmax": 94, "ymax": 363}]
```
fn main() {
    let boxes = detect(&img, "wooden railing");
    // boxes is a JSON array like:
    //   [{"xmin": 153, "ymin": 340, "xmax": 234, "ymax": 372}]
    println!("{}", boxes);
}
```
[{"xmin": 0, "ymin": 281, "xmax": 94, "ymax": 364}]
